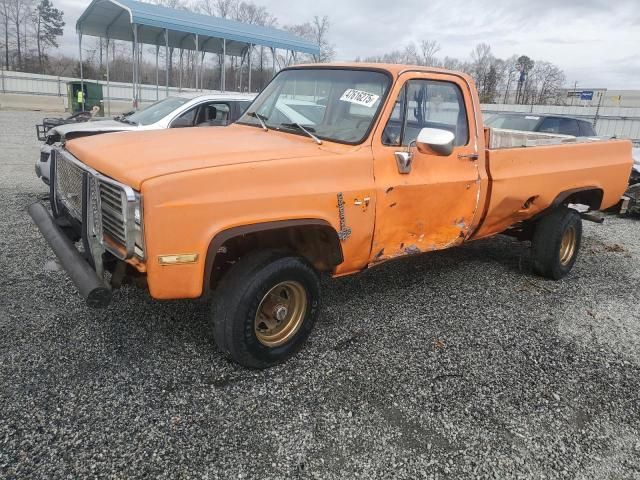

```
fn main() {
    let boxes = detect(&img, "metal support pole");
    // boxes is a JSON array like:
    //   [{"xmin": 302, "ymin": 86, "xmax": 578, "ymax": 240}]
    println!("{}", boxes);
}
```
[
  {"xmin": 239, "ymin": 50, "xmax": 244, "ymax": 93},
  {"xmin": 247, "ymin": 44, "xmax": 252, "ymax": 93},
  {"xmin": 179, "ymin": 49, "xmax": 183, "ymax": 91},
  {"xmin": 132, "ymin": 40, "xmax": 136, "ymax": 104},
  {"xmin": 260, "ymin": 46, "xmax": 263, "ymax": 90},
  {"xmin": 222, "ymin": 39, "xmax": 226, "ymax": 92},
  {"xmin": 138, "ymin": 37, "xmax": 143, "ymax": 104},
  {"xmin": 106, "ymin": 37, "xmax": 111, "ymax": 116},
  {"xmin": 155, "ymin": 45, "xmax": 159, "ymax": 100},
  {"xmin": 132, "ymin": 24, "xmax": 138, "ymax": 108},
  {"xmin": 271, "ymin": 47, "xmax": 276, "ymax": 78},
  {"xmin": 78, "ymin": 32, "xmax": 84, "ymax": 112},
  {"xmin": 200, "ymin": 51, "xmax": 206, "ymax": 91},
  {"xmin": 194, "ymin": 34, "xmax": 199, "ymax": 90},
  {"xmin": 164, "ymin": 29, "xmax": 169, "ymax": 96},
  {"xmin": 178, "ymin": 35, "xmax": 188, "ymax": 92}
]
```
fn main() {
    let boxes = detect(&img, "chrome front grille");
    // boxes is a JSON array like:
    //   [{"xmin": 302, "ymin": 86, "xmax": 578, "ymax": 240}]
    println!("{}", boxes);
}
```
[
  {"xmin": 52, "ymin": 148, "xmax": 140, "ymax": 260},
  {"xmin": 99, "ymin": 181, "xmax": 128, "ymax": 246},
  {"xmin": 55, "ymin": 153, "xmax": 84, "ymax": 220}
]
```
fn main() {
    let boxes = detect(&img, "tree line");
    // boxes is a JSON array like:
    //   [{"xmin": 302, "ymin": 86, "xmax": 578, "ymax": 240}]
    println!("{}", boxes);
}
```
[
  {"xmin": 2, "ymin": 0, "xmax": 567, "ymax": 105},
  {"xmin": 357, "ymin": 41, "xmax": 566, "ymax": 105},
  {"xmin": 1, "ymin": 0, "xmax": 64, "ymax": 72}
]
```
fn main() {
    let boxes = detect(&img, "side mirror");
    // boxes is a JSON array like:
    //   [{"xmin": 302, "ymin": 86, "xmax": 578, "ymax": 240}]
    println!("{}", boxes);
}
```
[
  {"xmin": 415, "ymin": 128, "xmax": 455, "ymax": 156},
  {"xmin": 171, "ymin": 118, "xmax": 192, "ymax": 128}
]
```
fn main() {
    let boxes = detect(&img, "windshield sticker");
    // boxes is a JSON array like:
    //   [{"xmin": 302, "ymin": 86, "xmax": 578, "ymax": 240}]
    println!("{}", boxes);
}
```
[
  {"xmin": 525, "ymin": 116, "xmax": 540, "ymax": 120},
  {"xmin": 340, "ymin": 89, "xmax": 380, "ymax": 108}
]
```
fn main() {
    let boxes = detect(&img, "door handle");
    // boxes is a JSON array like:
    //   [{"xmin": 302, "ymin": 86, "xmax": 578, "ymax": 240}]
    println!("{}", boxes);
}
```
[
  {"xmin": 354, "ymin": 197, "xmax": 370, "ymax": 206},
  {"xmin": 458, "ymin": 153, "xmax": 479, "ymax": 161}
]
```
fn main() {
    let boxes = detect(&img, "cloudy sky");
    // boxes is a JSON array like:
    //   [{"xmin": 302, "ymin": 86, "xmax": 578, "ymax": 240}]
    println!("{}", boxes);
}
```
[{"xmin": 57, "ymin": 0, "xmax": 639, "ymax": 89}]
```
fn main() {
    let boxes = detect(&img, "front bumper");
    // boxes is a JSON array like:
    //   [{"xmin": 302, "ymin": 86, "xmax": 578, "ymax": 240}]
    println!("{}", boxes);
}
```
[
  {"xmin": 37, "ymin": 145, "xmax": 52, "ymax": 185},
  {"xmin": 29, "ymin": 202, "xmax": 112, "ymax": 308}
]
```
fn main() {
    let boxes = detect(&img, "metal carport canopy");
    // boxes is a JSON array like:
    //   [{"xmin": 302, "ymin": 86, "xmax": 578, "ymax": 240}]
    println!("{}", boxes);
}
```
[{"xmin": 76, "ymin": 0, "xmax": 320, "ymax": 56}]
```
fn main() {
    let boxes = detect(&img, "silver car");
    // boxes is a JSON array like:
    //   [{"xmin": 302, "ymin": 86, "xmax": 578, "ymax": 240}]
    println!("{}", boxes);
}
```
[{"xmin": 36, "ymin": 92, "xmax": 255, "ymax": 185}]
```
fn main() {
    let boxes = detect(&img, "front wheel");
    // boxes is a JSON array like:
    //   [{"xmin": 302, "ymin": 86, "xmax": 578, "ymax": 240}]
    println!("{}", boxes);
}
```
[
  {"xmin": 531, "ymin": 206, "xmax": 582, "ymax": 280},
  {"xmin": 210, "ymin": 250, "xmax": 321, "ymax": 369}
]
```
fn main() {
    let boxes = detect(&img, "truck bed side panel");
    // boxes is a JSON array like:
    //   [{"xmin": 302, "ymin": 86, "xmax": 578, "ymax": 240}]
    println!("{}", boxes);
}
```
[{"xmin": 473, "ymin": 139, "xmax": 632, "ymax": 239}]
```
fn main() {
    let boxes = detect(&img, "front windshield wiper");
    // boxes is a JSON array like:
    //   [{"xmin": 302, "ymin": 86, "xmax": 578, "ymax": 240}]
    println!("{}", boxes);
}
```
[
  {"xmin": 247, "ymin": 111, "xmax": 268, "ymax": 131},
  {"xmin": 279, "ymin": 122, "xmax": 322, "ymax": 145}
]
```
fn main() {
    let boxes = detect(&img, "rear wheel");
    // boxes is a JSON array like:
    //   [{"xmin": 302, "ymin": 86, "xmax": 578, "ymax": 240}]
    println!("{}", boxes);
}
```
[
  {"xmin": 531, "ymin": 206, "xmax": 582, "ymax": 280},
  {"xmin": 210, "ymin": 250, "xmax": 320, "ymax": 369}
]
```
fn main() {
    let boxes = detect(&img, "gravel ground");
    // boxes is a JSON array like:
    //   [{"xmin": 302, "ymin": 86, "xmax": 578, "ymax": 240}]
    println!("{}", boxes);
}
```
[{"xmin": 1, "ymin": 109, "xmax": 640, "ymax": 479}]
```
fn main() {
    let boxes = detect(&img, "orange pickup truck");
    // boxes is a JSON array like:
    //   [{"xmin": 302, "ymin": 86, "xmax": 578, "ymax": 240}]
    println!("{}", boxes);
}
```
[{"xmin": 30, "ymin": 63, "xmax": 632, "ymax": 368}]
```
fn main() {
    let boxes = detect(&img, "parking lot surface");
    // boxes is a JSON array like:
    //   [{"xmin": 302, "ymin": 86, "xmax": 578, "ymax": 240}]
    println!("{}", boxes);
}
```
[{"xmin": 1, "ymin": 109, "xmax": 639, "ymax": 479}]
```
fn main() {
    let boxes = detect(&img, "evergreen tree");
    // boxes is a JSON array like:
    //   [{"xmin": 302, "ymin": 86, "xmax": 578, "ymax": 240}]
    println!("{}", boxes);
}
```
[{"xmin": 33, "ymin": 0, "xmax": 63, "ymax": 71}]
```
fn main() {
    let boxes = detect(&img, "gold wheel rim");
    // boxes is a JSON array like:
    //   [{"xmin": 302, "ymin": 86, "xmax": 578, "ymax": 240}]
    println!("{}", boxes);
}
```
[
  {"xmin": 254, "ymin": 281, "xmax": 307, "ymax": 347},
  {"xmin": 559, "ymin": 226, "xmax": 577, "ymax": 266}
]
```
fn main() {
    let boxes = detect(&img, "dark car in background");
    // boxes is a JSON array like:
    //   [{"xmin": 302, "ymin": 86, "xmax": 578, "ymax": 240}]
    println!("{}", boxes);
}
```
[{"xmin": 485, "ymin": 113, "xmax": 597, "ymax": 137}]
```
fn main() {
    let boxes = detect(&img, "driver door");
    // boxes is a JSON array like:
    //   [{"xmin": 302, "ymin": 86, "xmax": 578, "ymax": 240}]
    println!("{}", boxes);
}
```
[{"xmin": 370, "ymin": 74, "xmax": 482, "ymax": 262}]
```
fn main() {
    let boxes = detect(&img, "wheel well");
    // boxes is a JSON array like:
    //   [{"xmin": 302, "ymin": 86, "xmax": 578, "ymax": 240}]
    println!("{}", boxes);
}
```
[
  {"xmin": 555, "ymin": 187, "xmax": 604, "ymax": 211},
  {"xmin": 204, "ymin": 221, "xmax": 343, "ymax": 292},
  {"xmin": 508, "ymin": 188, "xmax": 604, "ymax": 241}
]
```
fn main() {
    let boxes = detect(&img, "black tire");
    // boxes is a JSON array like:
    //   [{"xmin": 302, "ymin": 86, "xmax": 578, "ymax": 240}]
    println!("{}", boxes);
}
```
[
  {"xmin": 210, "ymin": 250, "xmax": 321, "ymax": 369},
  {"xmin": 531, "ymin": 206, "xmax": 582, "ymax": 280}
]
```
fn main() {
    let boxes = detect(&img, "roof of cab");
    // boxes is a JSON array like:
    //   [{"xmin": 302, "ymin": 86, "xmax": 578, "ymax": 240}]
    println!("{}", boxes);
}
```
[{"xmin": 285, "ymin": 62, "xmax": 473, "ymax": 80}]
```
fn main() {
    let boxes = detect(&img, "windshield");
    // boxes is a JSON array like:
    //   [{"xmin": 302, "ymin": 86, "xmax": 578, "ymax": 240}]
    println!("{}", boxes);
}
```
[
  {"xmin": 238, "ymin": 68, "xmax": 391, "ymax": 144},
  {"xmin": 125, "ymin": 97, "xmax": 190, "ymax": 126},
  {"xmin": 485, "ymin": 114, "xmax": 541, "ymax": 132}
]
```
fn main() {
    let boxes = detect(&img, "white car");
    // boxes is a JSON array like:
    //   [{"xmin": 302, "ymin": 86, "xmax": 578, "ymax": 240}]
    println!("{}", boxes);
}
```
[
  {"xmin": 36, "ymin": 92, "xmax": 255, "ymax": 185},
  {"xmin": 632, "ymin": 146, "xmax": 640, "ymax": 183}
]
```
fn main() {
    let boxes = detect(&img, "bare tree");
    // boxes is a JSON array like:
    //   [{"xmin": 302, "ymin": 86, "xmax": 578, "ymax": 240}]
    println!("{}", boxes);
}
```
[
  {"xmin": 9, "ymin": 0, "xmax": 32, "ymax": 69},
  {"xmin": 500, "ymin": 55, "xmax": 519, "ymax": 103},
  {"xmin": 287, "ymin": 15, "xmax": 334, "ymax": 63},
  {"xmin": 357, "ymin": 42, "xmax": 565, "ymax": 106},
  {"xmin": 419, "ymin": 39, "xmax": 440, "ymax": 66},
  {"xmin": 311, "ymin": 15, "xmax": 334, "ymax": 63},
  {"xmin": 525, "ymin": 61, "xmax": 565, "ymax": 105},
  {"xmin": 215, "ymin": 0, "xmax": 235, "ymax": 17},
  {"xmin": 441, "ymin": 56, "xmax": 468, "ymax": 72},
  {"xmin": 470, "ymin": 43, "xmax": 493, "ymax": 97},
  {"xmin": 1, "ymin": 0, "xmax": 10, "ymax": 68}
]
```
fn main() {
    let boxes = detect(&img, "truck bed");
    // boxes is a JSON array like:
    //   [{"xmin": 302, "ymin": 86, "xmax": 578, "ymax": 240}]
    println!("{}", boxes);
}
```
[{"xmin": 473, "ymin": 131, "xmax": 633, "ymax": 239}]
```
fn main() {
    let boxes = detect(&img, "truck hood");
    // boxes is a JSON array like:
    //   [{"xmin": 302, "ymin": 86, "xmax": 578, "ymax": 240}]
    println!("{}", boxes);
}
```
[
  {"xmin": 64, "ymin": 124, "xmax": 348, "ymax": 189},
  {"xmin": 51, "ymin": 119, "xmax": 138, "ymax": 138}
]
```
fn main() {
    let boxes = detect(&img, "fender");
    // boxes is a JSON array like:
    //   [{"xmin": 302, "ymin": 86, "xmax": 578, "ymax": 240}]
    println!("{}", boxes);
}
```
[
  {"xmin": 530, "ymin": 186, "xmax": 604, "ymax": 223},
  {"xmin": 202, "ymin": 219, "xmax": 343, "ymax": 295},
  {"xmin": 547, "ymin": 186, "xmax": 604, "ymax": 210}
]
